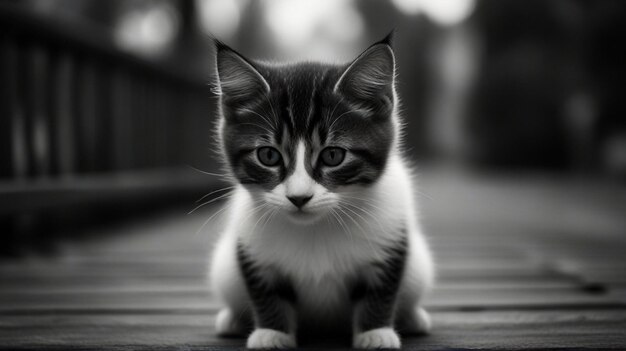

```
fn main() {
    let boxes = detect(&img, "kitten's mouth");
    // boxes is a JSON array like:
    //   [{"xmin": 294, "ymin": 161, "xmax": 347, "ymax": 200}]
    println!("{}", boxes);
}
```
[
  {"xmin": 285, "ymin": 208, "xmax": 321, "ymax": 224},
  {"xmin": 291, "ymin": 209, "xmax": 312, "ymax": 217}
]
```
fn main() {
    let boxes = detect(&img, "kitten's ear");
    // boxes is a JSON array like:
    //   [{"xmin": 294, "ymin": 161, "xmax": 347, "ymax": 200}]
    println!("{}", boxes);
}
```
[
  {"xmin": 214, "ymin": 40, "xmax": 269, "ymax": 107},
  {"xmin": 334, "ymin": 35, "xmax": 395, "ymax": 111}
]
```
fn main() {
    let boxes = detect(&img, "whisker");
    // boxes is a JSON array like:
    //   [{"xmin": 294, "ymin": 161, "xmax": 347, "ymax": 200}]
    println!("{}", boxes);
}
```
[
  {"xmin": 241, "ymin": 202, "xmax": 268, "ymax": 224},
  {"xmin": 330, "ymin": 208, "xmax": 352, "ymax": 242},
  {"xmin": 196, "ymin": 186, "xmax": 237, "ymax": 203},
  {"xmin": 338, "ymin": 209, "xmax": 354, "ymax": 239},
  {"xmin": 329, "ymin": 109, "xmax": 356, "ymax": 131},
  {"xmin": 237, "ymin": 122, "xmax": 275, "ymax": 136},
  {"xmin": 326, "ymin": 98, "xmax": 342, "ymax": 129},
  {"xmin": 259, "ymin": 207, "xmax": 278, "ymax": 234},
  {"xmin": 264, "ymin": 94, "xmax": 280, "ymax": 130},
  {"xmin": 187, "ymin": 165, "xmax": 229, "ymax": 179},
  {"xmin": 415, "ymin": 190, "xmax": 434, "ymax": 201},
  {"xmin": 339, "ymin": 200, "xmax": 386, "ymax": 232},
  {"xmin": 338, "ymin": 204, "xmax": 382, "ymax": 262},
  {"xmin": 194, "ymin": 204, "xmax": 230, "ymax": 237},
  {"xmin": 249, "ymin": 204, "xmax": 273, "ymax": 235},
  {"xmin": 188, "ymin": 191, "xmax": 234, "ymax": 215},
  {"xmin": 339, "ymin": 194, "xmax": 389, "ymax": 213},
  {"xmin": 239, "ymin": 108, "xmax": 276, "ymax": 132}
]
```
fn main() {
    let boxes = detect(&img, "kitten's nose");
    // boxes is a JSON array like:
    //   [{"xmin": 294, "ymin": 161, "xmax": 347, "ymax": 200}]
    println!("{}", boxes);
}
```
[{"xmin": 287, "ymin": 195, "xmax": 313, "ymax": 209}]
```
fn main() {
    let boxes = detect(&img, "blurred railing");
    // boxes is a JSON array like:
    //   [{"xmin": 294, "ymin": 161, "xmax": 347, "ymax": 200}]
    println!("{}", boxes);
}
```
[{"xmin": 0, "ymin": 3, "xmax": 218, "ymax": 254}]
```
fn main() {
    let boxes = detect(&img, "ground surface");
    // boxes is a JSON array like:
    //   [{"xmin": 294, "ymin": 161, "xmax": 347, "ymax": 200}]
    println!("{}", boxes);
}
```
[{"xmin": 1, "ymin": 170, "xmax": 626, "ymax": 350}]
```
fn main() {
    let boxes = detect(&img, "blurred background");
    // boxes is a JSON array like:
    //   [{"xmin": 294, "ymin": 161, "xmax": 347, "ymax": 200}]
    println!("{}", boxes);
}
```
[{"xmin": 1, "ymin": 0, "xmax": 626, "ymax": 255}]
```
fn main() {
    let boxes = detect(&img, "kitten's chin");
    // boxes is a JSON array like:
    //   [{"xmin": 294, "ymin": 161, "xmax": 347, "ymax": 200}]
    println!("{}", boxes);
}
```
[{"xmin": 284, "ymin": 209, "xmax": 325, "ymax": 226}]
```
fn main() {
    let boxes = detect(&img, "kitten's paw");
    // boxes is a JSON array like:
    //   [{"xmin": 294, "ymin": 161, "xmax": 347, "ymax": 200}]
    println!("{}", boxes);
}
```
[
  {"xmin": 246, "ymin": 328, "xmax": 296, "ymax": 349},
  {"xmin": 353, "ymin": 327, "xmax": 401, "ymax": 349},
  {"xmin": 215, "ymin": 308, "xmax": 246, "ymax": 336},
  {"xmin": 399, "ymin": 307, "xmax": 432, "ymax": 335}
]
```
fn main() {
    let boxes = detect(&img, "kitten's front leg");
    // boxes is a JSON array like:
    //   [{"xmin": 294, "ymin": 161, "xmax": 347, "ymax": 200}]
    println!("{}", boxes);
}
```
[
  {"xmin": 352, "ymin": 285, "xmax": 402, "ymax": 349},
  {"xmin": 352, "ymin": 244, "xmax": 406, "ymax": 349},
  {"xmin": 237, "ymin": 243, "xmax": 297, "ymax": 349}
]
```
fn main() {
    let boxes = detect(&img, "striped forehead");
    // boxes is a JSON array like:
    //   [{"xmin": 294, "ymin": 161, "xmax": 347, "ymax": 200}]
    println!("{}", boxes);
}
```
[
  {"xmin": 257, "ymin": 63, "xmax": 340, "ymax": 139},
  {"xmin": 287, "ymin": 71, "xmax": 318, "ymax": 127}
]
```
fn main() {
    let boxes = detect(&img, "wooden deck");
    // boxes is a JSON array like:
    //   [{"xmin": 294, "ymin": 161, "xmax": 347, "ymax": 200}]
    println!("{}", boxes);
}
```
[{"xmin": 1, "ymin": 171, "xmax": 626, "ymax": 350}]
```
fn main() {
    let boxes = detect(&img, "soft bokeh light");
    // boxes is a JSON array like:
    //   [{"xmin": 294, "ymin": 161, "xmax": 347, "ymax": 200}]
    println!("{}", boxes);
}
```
[
  {"xmin": 197, "ymin": 0, "xmax": 244, "ymax": 41},
  {"xmin": 115, "ymin": 2, "xmax": 180, "ymax": 56},
  {"xmin": 391, "ymin": 0, "xmax": 475, "ymax": 26},
  {"xmin": 263, "ymin": 0, "xmax": 364, "ymax": 60}
]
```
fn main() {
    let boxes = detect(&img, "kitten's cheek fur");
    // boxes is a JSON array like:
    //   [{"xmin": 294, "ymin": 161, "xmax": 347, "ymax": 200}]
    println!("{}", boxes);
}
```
[
  {"xmin": 246, "ymin": 328, "xmax": 296, "ymax": 349},
  {"xmin": 353, "ymin": 327, "xmax": 401, "ymax": 349}
]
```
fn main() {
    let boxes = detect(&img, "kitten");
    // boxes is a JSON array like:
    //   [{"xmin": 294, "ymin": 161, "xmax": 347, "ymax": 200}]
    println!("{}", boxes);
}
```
[{"xmin": 209, "ymin": 33, "xmax": 434, "ymax": 349}]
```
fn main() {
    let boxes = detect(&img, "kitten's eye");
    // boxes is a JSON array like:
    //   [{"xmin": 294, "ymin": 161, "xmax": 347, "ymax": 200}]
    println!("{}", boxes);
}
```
[
  {"xmin": 257, "ymin": 147, "xmax": 282, "ymax": 167},
  {"xmin": 320, "ymin": 147, "xmax": 346, "ymax": 167}
]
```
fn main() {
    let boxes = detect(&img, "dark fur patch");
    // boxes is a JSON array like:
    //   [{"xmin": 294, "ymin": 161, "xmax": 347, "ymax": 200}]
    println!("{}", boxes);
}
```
[
  {"xmin": 351, "ymin": 230, "xmax": 408, "ymax": 331},
  {"xmin": 237, "ymin": 242, "xmax": 296, "ymax": 332}
]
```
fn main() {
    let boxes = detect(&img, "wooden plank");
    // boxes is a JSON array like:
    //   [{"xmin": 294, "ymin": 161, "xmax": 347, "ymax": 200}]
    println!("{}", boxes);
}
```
[
  {"xmin": 0, "ymin": 279, "xmax": 581, "ymax": 295},
  {"xmin": 0, "ymin": 277, "xmax": 581, "ymax": 295},
  {"xmin": 1, "ymin": 310, "xmax": 625, "ymax": 328},
  {"xmin": 0, "ymin": 269, "xmax": 569, "ymax": 288},
  {"xmin": 0, "ymin": 276, "xmax": 205, "ymax": 291},
  {"xmin": 0, "ymin": 260, "xmax": 557, "ymax": 278},
  {"xmin": 0, "ymin": 310, "xmax": 625, "ymax": 349},
  {"xmin": 0, "ymin": 282, "xmax": 210, "ymax": 294},
  {"xmin": 0, "ymin": 286, "xmax": 620, "ymax": 312}
]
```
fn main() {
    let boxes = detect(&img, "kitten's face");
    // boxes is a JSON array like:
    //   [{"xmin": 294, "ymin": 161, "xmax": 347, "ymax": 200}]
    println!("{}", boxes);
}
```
[{"xmin": 216, "ymin": 37, "xmax": 396, "ymax": 224}]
